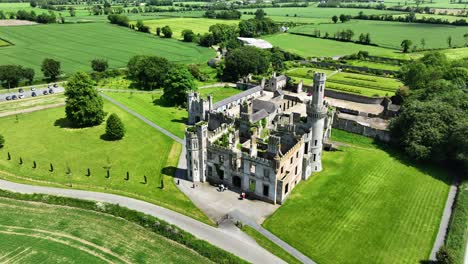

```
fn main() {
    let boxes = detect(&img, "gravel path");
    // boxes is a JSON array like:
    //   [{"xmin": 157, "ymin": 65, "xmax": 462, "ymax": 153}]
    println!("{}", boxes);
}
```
[
  {"xmin": 0, "ymin": 102, "xmax": 65, "ymax": 118},
  {"xmin": 430, "ymin": 182, "xmax": 458, "ymax": 260}
]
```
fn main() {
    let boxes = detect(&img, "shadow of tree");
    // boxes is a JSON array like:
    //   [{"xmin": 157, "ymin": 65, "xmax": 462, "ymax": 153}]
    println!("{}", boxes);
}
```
[
  {"xmin": 54, "ymin": 117, "xmax": 76, "ymax": 129},
  {"xmin": 162, "ymin": 166, "xmax": 186, "ymax": 180}
]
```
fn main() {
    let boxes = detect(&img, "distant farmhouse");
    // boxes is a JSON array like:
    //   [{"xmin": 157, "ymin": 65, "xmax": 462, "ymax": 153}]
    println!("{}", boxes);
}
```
[{"xmin": 185, "ymin": 73, "xmax": 334, "ymax": 204}]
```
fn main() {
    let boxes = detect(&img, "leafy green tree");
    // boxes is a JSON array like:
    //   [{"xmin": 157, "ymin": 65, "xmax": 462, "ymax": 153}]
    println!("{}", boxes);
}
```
[
  {"xmin": 239, "ymin": 20, "xmax": 255, "ymax": 37},
  {"xmin": 135, "ymin": 20, "xmax": 149, "ymax": 33},
  {"xmin": 0, "ymin": 134, "xmax": 4, "ymax": 148},
  {"xmin": 64, "ymin": 72, "xmax": 106, "ymax": 127},
  {"xmin": 436, "ymin": 246, "xmax": 455, "ymax": 264},
  {"xmin": 156, "ymin": 27, "xmax": 161, "ymax": 36},
  {"xmin": 447, "ymin": 35, "xmax": 452, "ymax": 47},
  {"xmin": 209, "ymin": 24, "xmax": 238, "ymax": 44},
  {"xmin": 91, "ymin": 59, "xmax": 109, "ymax": 72},
  {"xmin": 223, "ymin": 46, "xmax": 271, "ymax": 81},
  {"xmin": 254, "ymin": 9, "xmax": 265, "ymax": 19},
  {"xmin": 0, "ymin": 65, "xmax": 26, "ymax": 88},
  {"xmin": 41, "ymin": 58, "xmax": 61, "ymax": 80},
  {"xmin": 400, "ymin": 39, "xmax": 412, "ymax": 53},
  {"xmin": 332, "ymin": 15, "xmax": 338, "ymax": 23},
  {"xmin": 105, "ymin": 113, "xmax": 125, "ymax": 140},
  {"xmin": 161, "ymin": 65, "xmax": 196, "ymax": 106},
  {"xmin": 198, "ymin": 32, "xmax": 215, "ymax": 47},
  {"xmin": 22, "ymin": 67, "xmax": 35, "ymax": 84},
  {"xmin": 181, "ymin": 29, "xmax": 195, "ymax": 42},
  {"xmin": 127, "ymin": 55, "xmax": 171, "ymax": 90},
  {"xmin": 161, "ymin": 25, "xmax": 172, "ymax": 38}
]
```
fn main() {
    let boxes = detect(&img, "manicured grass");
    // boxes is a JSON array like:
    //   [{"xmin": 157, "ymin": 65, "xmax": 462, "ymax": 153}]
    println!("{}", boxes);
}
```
[
  {"xmin": 345, "ymin": 60, "xmax": 401, "ymax": 71},
  {"xmin": 263, "ymin": 33, "xmax": 411, "ymax": 59},
  {"xmin": 0, "ymin": 102, "xmax": 210, "ymax": 224},
  {"xmin": 290, "ymin": 20, "xmax": 468, "ymax": 50},
  {"xmin": 0, "ymin": 197, "xmax": 210, "ymax": 263},
  {"xmin": 263, "ymin": 130, "xmax": 451, "ymax": 263},
  {"xmin": 0, "ymin": 23, "xmax": 215, "ymax": 80},
  {"xmin": 0, "ymin": 94, "xmax": 65, "ymax": 115},
  {"xmin": 241, "ymin": 225, "xmax": 302, "ymax": 264},
  {"xmin": 135, "ymin": 18, "xmax": 240, "ymax": 39},
  {"xmin": 445, "ymin": 180, "xmax": 468, "ymax": 264},
  {"xmin": 0, "ymin": 39, "xmax": 10, "ymax": 47},
  {"xmin": 105, "ymin": 87, "xmax": 242, "ymax": 138}
]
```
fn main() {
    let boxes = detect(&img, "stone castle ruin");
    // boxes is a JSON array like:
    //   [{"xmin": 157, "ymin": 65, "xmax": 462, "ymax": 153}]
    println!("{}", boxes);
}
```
[{"xmin": 185, "ymin": 73, "xmax": 334, "ymax": 204}]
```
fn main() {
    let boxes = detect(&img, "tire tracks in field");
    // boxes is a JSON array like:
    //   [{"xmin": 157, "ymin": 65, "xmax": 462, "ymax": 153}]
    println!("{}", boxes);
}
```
[{"xmin": 0, "ymin": 224, "xmax": 131, "ymax": 264}]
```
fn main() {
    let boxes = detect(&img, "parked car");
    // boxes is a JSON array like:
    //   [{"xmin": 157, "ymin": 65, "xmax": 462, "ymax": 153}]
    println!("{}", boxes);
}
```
[
  {"xmin": 31, "ymin": 92, "xmax": 37, "ymax": 97},
  {"xmin": 18, "ymin": 94, "xmax": 25, "ymax": 99},
  {"xmin": 31, "ymin": 87, "xmax": 36, "ymax": 91},
  {"xmin": 43, "ymin": 90, "xmax": 48, "ymax": 95},
  {"xmin": 53, "ymin": 83, "xmax": 58, "ymax": 88},
  {"xmin": 18, "ymin": 88, "xmax": 24, "ymax": 93},
  {"xmin": 5, "ymin": 96, "xmax": 11, "ymax": 101},
  {"xmin": 49, "ymin": 89, "xmax": 54, "ymax": 94},
  {"xmin": 11, "ymin": 95, "xmax": 18, "ymax": 100}
]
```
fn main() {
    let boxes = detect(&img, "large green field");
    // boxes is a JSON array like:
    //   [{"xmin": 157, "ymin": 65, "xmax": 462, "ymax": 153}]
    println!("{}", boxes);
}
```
[
  {"xmin": 263, "ymin": 33, "xmax": 412, "ymax": 59},
  {"xmin": 0, "ymin": 23, "xmax": 214, "ymax": 80},
  {"xmin": 263, "ymin": 130, "xmax": 450, "ymax": 263},
  {"xmin": 0, "ymin": 197, "xmax": 210, "ymax": 263},
  {"xmin": 135, "ymin": 17, "xmax": 240, "ymax": 39},
  {"xmin": 242, "ymin": 5, "xmax": 403, "ymax": 18},
  {"xmin": 0, "ymin": 101, "xmax": 210, "ymax": 224},
  {"xmin": 290, "ymin": 20, "xmax": 468, "ymax": 50},
  {"xmin": 105, "ymin": 87, "xmax": 241, "ymax": 138}
]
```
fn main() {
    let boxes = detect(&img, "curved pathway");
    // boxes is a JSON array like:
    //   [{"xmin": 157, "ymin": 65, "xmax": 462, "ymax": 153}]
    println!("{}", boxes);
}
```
[{"xmin": 0, "ymin": 179, "xmax": 283, "ymax": 264}]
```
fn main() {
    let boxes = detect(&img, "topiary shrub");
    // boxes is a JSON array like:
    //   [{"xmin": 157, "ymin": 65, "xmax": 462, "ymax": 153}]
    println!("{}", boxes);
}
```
[
  {"xmin": 105, "ymin": 113, "xmax": 125, "ymax": 140},
  {"xmin": 0, "ymin": 134, "xmax": 4, "ymax": 148}
]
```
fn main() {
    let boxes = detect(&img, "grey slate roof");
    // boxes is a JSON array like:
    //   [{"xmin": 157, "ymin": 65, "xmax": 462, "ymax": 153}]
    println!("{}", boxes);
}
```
[
  {"xmin": 213, "ymin": 85, "xmax": 263, "ymax": 110},
  {"xmin": 253, "ymin": 99, "xmax": 277, "ymax": 114},
  {"xmin": 252, "ymin": 109, "xmax": 269, "ymax": 123}
]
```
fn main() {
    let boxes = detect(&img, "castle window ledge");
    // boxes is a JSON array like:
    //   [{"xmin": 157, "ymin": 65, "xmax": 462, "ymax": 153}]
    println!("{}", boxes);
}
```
[{"xmin": 281, "ymin": 172, "xmax": 291, "ymax": 181}]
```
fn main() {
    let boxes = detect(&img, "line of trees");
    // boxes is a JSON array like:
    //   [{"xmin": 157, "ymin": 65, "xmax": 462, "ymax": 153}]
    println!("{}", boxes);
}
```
[
  {"xmin": 354, "ymin": 11, "xmax": 468, "ymax": 26},
  {"xmin": 1, "ymin": 10, "xmax": 60, "ymax": 24},
  {"xmin": 203, "ymin": 9, "xmax": 242, "ymax": 20},
  {"xmin": 331, "ymin": 14, "xmax": 352, "ymax": 23}
]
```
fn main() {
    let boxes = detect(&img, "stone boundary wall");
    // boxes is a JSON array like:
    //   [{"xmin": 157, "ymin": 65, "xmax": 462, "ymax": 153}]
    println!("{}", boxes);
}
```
[
  {"xmin": 333, "ymin": 115, "xmax": 391, "ymax": 142},
  {"xmin": 303, "ymin": 84, "xmax": 384, "ymax": 104},
  {"xmin": 298, "ymin": 60, "xmax": 397, "ymax": 75}
]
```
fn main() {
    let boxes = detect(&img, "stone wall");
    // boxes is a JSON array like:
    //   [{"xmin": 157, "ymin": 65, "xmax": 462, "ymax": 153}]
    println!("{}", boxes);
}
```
[
  {"xmin": 333, "ymin": 115, "xmax": 391, "ymax": 142},
  {"xmin": 303, "ymin": 85, "xmax": 384, "ymax": 104}
]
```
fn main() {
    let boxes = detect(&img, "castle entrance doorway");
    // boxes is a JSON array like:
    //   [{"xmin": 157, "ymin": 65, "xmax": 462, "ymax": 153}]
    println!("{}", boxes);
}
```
[{"xmin": 232, "ymin": 176, "xmax": 241, "ymax": 188}]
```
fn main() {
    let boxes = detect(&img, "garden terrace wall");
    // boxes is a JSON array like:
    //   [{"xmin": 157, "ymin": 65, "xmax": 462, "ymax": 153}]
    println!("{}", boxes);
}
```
[
  {"xmin": 299, "ymin": 60, "xmax": 397, "ymax": 75},
  {"xmin": 303, "ymin": 85, "xmax": 385, "ymax": 104},
  {"xmin": 333, "ymin": 114, "xmax": 391, "ymax": 142}
]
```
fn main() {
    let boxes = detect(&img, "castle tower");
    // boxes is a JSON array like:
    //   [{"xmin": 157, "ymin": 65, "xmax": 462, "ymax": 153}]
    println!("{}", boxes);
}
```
[
  {"xmin": 185, "ymin": 123, "xmax": 208, "ymax": 182},
  {"xmin": 303, "ymin": 73, "xmax": 328, "ymax": 179},
  {"xmin": 187, "ymin": 92, "xmax": 213, "ymax": 125}
]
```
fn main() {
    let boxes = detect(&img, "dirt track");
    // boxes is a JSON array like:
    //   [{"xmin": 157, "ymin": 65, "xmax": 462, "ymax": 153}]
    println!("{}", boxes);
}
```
[{"xmin": 0, "ymin": 20, "xmax": 37, "ymax": 26}]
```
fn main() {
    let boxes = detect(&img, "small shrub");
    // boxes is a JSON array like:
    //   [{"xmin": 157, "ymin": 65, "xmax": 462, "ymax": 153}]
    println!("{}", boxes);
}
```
[
  {"xmin": 105, "ymin": 113, "xmax": 125, "ymax": 140},
  {"xmin": 0, "ymin": 134, "xmax": 4, "ymax": 148},
  {"xmin": 7, "ymin": 152, "xmax": 11, "ymax": 160},
  {"xmin": 19, "ymin": 157, "xmax": 23, "ymax": 165},
  {"xmin": 33, "ymin": 160, "xmax": 36, "ymax": 169},
  {"xmin": 49, "ymin": 163, "xmax": 54, "ymax": 172}
]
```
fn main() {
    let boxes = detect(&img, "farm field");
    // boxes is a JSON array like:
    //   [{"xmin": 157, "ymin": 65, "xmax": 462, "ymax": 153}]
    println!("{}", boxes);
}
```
[
  {"xmin": 290, "ymin": 20, "xmax": 468, "ymax": 49},
  {"xmin": 0, "ymin": 101, "xmax": 210, "ymax": 224},
  {"xmin": 263, "ymin": 33, "xmax": 411, "ymax": 59},
  {"xmin": 345, "ymin": 60, "xmax": 401, "ymax": 71},
  {"xmin": 241, "ymin": 5, "xmax": 403, "ymax": 18},
  {"xmin": 105, "ymin": 86, "xmax": 241, "ymax": 138},
  {"xmin": 0, "ymin": 197, "xmax": 210, "ymax": 263},
  {"xmin": 135, "ymin": 18, "xmax": 239, "ymax": 39},
  {"xmin": 288, "ymin": 67, "xmax": 403, "ymax": 97},
  {"xmin": 263, "ymin": 129, "xmax": 451, "ymax": 264},
  {"xmin": 0, "ymin": 23, "xmax": 214, "ymax": 79}
]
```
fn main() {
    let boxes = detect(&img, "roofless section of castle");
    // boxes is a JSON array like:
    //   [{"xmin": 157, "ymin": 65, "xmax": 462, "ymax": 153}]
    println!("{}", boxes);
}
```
[{"xmin": 185, "ymin": 72, "xmax": 334, "ymax": 204}]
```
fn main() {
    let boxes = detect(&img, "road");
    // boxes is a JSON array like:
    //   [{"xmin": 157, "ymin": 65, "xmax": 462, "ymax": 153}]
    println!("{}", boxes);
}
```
[{"xmin": 0, "ymin": 179, "xmax": 283, "ymax": 264}]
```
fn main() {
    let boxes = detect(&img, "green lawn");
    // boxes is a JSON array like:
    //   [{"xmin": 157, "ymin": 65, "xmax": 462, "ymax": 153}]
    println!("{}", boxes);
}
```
[
  {"xmin": 290, "ymin": 20, "xmax": 468, "ymax": 50},
  {"xmin": 0, "ymin": 23, "xmax": 214, "ymax": 80},
  {"xmin": 105, "ymin": 87, "xmax": 241, "ymax": 138},
  {"xmin": 0, "ymin": 101, "xmax": 210, "ymax": 224},
  {"xmin": 263, "ymin": 33, "xmax": 411, "ymax": 59},
  {"xmin": 0, "ymin": 39, "xmax": 10, "ymax": 47},
  {"xmin": 345, "ymin": 60, "xmax": 401, "ymax": 71},
  {"xmin": 135, "ymin": 18, "xmax": 240, "ymax": 39},
  {"xmin": 0, "ymin": 197, "xmax": 210, "ymax": 263},
  {"xmin": 263, "ymin": 130, "xmax": 451, "ymax": 263}
]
